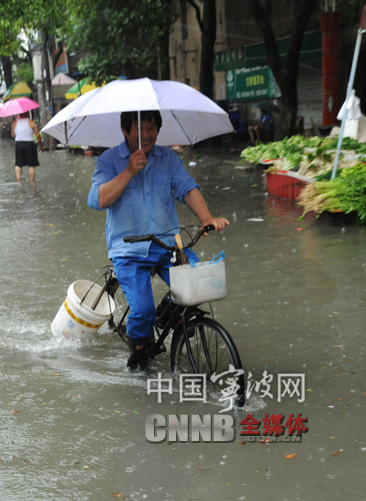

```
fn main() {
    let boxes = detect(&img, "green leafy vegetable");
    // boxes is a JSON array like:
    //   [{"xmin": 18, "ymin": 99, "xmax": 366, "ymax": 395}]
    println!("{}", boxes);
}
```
[
  {"xmin": 241, "ymin": 135, "xmax": 366, "ymax": 179},
  {"xmin": 298, "ymin": 162, "xmax": 366, "ymax": 223}
]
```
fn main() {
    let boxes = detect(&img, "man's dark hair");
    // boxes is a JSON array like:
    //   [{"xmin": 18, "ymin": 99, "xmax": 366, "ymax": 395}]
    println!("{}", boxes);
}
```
[{"xmin": 120, "ymin": 110, "xmax": 162, "ymax": 135}]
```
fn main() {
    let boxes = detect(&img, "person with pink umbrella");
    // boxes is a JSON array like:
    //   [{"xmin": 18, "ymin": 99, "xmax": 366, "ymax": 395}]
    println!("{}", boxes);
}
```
[
  {"xmin": 11, "ymin": 111, "xmax": 43, "ymax": 182},
  {"xmin": 0, "ymin": 96, "xmax": 43, "ymax": 182},
  {"xmin": 11, "ymin": 112, "xmax": 43, "ymax": 182}
]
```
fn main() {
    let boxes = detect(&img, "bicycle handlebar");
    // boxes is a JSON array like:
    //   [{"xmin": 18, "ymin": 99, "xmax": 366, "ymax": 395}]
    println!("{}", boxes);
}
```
[{"xmin": 124, "ymin": 225, "xmax": 216, "ymax": 250}]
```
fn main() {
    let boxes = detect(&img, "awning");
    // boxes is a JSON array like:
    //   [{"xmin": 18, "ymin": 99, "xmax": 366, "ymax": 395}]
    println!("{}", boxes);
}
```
[{"xmin": 3, "ymin": 81, "xmax": 32, "ymax": 101}]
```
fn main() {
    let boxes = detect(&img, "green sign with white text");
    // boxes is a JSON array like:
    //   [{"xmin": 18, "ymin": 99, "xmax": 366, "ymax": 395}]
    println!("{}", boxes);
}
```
[{"xmin": 226, "ymin": 66, "xmax": 281, "ymax": 101}]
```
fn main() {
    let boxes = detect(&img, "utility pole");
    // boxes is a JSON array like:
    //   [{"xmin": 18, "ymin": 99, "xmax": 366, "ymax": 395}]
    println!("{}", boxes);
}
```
[
  {"xmin": 31, "ymin": 34, "xmax": 54, "ymax": 150},
  {"xmin": 42, "ymin": 32, "xmax": 54, "ymax": 150},
  {"xmin": 31, "ymin": 44, "xmax": 47, "ymax": 132}
]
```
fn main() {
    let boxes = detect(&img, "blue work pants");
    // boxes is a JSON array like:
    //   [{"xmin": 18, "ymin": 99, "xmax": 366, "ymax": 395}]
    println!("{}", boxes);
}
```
[{"xmin": 112, "ymin": 243, "xmax": 173, "ymax": 340}]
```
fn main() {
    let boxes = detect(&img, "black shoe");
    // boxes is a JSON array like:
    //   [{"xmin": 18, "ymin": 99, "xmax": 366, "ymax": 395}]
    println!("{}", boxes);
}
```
[{"xmin": 127, "ymin": 337, "xmax": 150, "ymax": 372}]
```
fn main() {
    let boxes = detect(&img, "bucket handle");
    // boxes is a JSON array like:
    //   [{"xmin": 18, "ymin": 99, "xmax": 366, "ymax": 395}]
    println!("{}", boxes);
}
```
[
  {"xmin": 189, "ymin": 251, "xmax": 225, "ymax": 268},
  {"xmin": 79, "ymin": 271, "xmax": 106, "ymax": 309},
  {"xmin": 208, "ymin": 251, "xmax": 225, "ymax": 265}
]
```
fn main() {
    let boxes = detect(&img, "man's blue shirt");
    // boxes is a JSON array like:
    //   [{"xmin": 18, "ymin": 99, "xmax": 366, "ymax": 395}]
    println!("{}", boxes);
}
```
[{"xmin": 87, "ymin": 141, "xmax": 199, "ymax": 259}]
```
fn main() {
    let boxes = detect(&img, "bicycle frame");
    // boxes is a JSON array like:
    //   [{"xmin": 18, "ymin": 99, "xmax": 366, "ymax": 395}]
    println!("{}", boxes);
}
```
[
  {"xmin": 154, "ymin": 304, "xmax": 185, "ymax": 353},
  {"xmin": 155, "ymin": 304, "xmax": 208, "ymax": 359},
  {"xmin": 104, "ymin": 261, "xmax": 210, "ymax": 368},
  {"xmin": 107, "ymin": 224, "xmax": 217, "ymax": 341}
]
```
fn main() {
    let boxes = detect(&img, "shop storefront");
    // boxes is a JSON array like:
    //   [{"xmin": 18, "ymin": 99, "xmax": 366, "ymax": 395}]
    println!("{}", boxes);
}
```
[{"xmin": 214, "ymin": 31, "xmax": 323, "ymax": 130}]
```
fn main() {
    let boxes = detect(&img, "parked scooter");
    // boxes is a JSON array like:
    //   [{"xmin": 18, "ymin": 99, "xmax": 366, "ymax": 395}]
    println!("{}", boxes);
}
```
[{"xmin": 1, "ymin": 123, "xmax": 12, "ymax": 139}]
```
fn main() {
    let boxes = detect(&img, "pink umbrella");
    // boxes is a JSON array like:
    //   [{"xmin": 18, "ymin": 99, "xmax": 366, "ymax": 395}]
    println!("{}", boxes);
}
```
[{"xmin": 0, "ymin": 97, "xmax": 39, "ymax": 118}]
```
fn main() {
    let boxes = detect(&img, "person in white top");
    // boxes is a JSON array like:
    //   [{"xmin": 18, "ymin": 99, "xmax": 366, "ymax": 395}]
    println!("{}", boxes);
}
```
[{"xmin": 11, "ymin": 112, "xmax": 43, "ymax": 182}]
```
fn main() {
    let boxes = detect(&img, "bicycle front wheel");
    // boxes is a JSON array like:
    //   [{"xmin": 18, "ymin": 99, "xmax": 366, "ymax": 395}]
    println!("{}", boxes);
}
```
[{"xmin": 171, "ymin": 317, "xmax": 245, "ymax": 406}]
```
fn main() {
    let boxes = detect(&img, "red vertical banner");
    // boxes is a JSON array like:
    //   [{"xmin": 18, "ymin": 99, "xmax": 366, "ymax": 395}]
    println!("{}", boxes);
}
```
[{"xmin": 320, "ymin": 12, "xmax": 341, "ymax": 126}]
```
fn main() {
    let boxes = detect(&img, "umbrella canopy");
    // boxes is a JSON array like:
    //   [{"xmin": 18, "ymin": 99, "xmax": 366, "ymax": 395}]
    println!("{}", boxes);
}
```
[
  {"xmin": 52, "ymin": 73, "xmax": 77, "ymax": 86},
  {"xmin": 253, "ymin": 101, "xmax": 280, "ymax": 114},
  {"xmin": 65, "ymin": 77, "xmax": 104, "ymax": 100},
  {"xmin": 0, "ymin": 97, "xmax": 39, "ymax": 118},
  {"xmin": 42, "ymin": 78, "xmax": 234, "ymax": 147},
  {"xmin": 3, "ymin": 81, "xmax": 32, "ymax": 102}
]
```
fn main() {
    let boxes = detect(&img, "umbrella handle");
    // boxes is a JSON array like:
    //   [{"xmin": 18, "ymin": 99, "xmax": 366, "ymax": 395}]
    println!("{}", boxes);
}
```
[{"xmin": 138, "ymin": 110, "xmax": 141, "ymax": 150}]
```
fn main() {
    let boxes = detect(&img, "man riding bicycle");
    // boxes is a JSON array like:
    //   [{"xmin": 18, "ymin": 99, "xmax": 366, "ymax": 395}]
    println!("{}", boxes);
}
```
[{"xmin": 87, "ymin": 110, "xmax": 229, "ymax": 371}]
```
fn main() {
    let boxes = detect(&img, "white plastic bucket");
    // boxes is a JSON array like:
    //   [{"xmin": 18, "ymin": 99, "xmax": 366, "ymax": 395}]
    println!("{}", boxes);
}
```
[
  {"xmin": 51, "ymin": 280, "xmax": 115, "ymax": 338},
  {"xmin": 169, "ymin": 260, "xmax": 226, "ymax": 306}
]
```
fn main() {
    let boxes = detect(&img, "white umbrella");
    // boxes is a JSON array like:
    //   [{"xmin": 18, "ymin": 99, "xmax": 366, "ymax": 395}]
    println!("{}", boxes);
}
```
[
  {"xmin": 51, "ymin": 73, "xmax": 77, "ymax": 86},
  {"xmin": 41, "ymin": 78, "xmax": 234, "ymax": 147}
]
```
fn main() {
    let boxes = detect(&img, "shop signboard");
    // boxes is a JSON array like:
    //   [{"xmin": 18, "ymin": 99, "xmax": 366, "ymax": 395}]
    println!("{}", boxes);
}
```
[
  {"xmin": 226, "ymin": 66, "xmax": 281, "ymax": 101},
  {"xmin": 55, "ymin": 46, "xmax": 69, "ymax": 75}
]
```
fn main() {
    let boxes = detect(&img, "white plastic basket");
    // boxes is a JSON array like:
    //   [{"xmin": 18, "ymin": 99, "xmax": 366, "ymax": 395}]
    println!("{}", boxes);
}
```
[{"xmin": 169, "ymin": 258, "xmax": 227, "ymax": 306}]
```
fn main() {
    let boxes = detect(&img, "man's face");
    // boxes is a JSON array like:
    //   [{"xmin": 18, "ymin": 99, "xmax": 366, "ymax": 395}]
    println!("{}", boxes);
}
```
[{"xmin": 122, "ymin": 118, "xmax": 159, "ymax": 155}]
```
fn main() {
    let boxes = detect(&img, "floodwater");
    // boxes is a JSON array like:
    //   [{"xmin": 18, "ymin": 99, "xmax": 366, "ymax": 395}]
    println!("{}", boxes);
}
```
[{"xmin": 0, "ymin": 137, "xmax": 365, "ymax": 501}]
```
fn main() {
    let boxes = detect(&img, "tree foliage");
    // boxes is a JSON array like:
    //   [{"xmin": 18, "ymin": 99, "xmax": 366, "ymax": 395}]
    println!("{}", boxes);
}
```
[
  {"xmin": 0, "ymin": 1, "xmax": 27, "ymax": 56},
  {"xmin": 61, "ymin": 0, "xmax": 177, "ymax": 81},
  {"xmin": 0, "ymin": 0, "xmax": 64, "ymax": 56},
  {"xmin": 17, "ymin": 62, "xmax": 34, "ymax": 84},
  {"xmin": 0, "ymin": 0, "xmax": 65, "ymax": 87}
]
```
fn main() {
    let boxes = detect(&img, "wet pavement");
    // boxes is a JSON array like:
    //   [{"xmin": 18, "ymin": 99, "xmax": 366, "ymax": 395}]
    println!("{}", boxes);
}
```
[{"xmin": 0, "ymin": 136, "xmax": 366, "ymax": 500}]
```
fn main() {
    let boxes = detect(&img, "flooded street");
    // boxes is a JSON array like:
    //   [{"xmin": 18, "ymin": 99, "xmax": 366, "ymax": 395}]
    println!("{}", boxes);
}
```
[{"xmin": 1, "ymin": 136, "xmax": 366, "ymax": 501}]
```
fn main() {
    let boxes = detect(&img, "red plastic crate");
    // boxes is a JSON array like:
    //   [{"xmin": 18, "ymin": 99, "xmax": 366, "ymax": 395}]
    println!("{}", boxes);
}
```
[{"xmin": 266, "ymin": 172, "xmax": 308, "ymax": 200}]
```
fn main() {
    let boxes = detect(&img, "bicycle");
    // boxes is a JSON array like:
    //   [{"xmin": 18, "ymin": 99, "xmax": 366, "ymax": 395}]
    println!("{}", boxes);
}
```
[{"xmin": 91, "ymin": 225, "xmax": 245, "ymax": 407}]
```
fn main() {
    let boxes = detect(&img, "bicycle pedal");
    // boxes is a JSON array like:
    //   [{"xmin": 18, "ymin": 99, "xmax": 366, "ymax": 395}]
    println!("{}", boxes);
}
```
[{"xmin": 113, "ymin": 324, "xmax": 127, "ymax": 335}]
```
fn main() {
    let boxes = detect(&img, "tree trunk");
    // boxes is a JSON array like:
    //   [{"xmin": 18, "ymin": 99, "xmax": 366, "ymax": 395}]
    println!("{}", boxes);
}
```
[
  {"xmin": 248, "ymin": 0, "xmax": 318, "ymax": 139},
  {"xmin": 158, "ymin": 0, "xmax": 174, "ymax": 80},
  {"xmin": 199, "ymin": 0, "xmax": 216, "ymax": 98},
  {"xmin": 1, "ymin": 56, "xmax": 13, "ymax": 89},
  {"xmin": 39, "ymin": 32, "xmax": 53, "ymax": 149},
  {"xmin": 159, "ymin": 30, "xmax": 171, "ymax": 80}
]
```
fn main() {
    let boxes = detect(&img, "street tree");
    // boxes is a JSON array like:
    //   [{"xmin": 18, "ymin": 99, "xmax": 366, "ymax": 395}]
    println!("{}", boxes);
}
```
[
  {"xmin": 0, "ymin": 1, "xmax": 28, "ymax": 87},
  {"xmin": 0, "ymin": 0, "xmax": 64, "ymax": 89},
  {"xmin": 186, "ymin": 0, "xmax": 217, "ymax": 99},
  {"xmin": 61, "ymin": 0, "xmax": 177, "ymax": 82},
  {"xmin": 247, "ymin": 0, "xmax": 318, "ymax": 139}
]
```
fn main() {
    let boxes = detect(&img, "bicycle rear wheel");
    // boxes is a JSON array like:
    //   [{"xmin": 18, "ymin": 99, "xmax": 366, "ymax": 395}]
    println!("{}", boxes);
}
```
[{"xmin": 171, "ymin": 317, "xmax": 245, "ymax": 406}]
